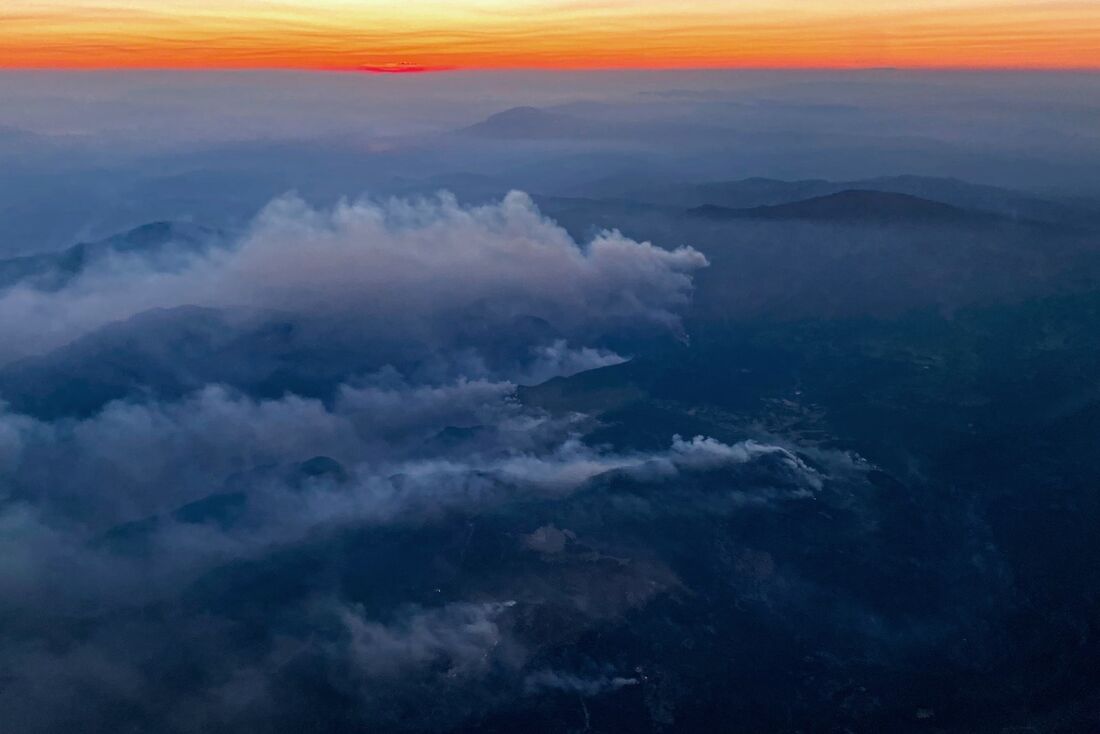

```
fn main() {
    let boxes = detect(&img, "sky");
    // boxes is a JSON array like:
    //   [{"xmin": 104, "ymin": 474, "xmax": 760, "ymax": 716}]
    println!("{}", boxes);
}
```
[{"xmin": 2, "ymin": 0, "xmax": 1099, "ymax": 70}]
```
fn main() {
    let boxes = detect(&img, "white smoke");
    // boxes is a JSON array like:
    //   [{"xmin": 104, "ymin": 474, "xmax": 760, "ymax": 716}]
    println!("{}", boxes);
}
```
[{"xmin": 0, "ymin": 192, "xmax": 707, "ymax": 364}]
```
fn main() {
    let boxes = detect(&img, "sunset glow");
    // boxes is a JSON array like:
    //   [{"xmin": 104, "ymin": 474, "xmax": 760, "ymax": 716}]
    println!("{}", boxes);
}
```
[{"xmin": 2, "ymin": 0, "xmax": 1099, "ymax": 70}]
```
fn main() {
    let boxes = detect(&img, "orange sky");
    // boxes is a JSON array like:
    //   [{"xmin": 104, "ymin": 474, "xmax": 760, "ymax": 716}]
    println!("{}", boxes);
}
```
[{"xmin": 2, "ymin": 1, "xmax": 1098, "ymax": 70}]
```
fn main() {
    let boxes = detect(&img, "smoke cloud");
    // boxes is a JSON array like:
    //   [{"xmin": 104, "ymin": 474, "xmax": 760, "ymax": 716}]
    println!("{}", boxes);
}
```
[
  {"xmin": 0, "ymin": 192, "xmax": 706, "ymax": 365},
  {"xmin": 0, "ymin": 190, "xmax": 851, "ymax": 732}
]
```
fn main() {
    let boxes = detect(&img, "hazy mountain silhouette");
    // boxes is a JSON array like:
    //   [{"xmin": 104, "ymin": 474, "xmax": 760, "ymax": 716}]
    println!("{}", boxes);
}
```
[
  {"xmin": 458, "ymin": 106, "xmax": 600, "ymax": 139},
  {"xmin": 687, "ymin": 189, "xmax": 1001, "ymax": 225},
  {"xmin": 629, "ymin": 175, "xmax": 1098, "ymax": 227}
]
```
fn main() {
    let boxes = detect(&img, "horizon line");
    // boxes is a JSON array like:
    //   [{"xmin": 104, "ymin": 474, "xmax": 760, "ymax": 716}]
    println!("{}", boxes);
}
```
[{"xmin": 3, "ymin": 63, "xmax": 1099, "ymax": 74}]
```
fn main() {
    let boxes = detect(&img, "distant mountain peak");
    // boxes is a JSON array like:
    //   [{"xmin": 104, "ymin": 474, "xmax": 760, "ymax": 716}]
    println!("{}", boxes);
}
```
[{"xmin": 458, "ymin": 106, "xmax": 593, "ymax": 139}]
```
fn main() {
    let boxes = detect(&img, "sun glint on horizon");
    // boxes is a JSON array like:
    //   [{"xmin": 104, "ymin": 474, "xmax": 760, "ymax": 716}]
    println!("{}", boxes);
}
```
[{"xmin": 2, "ymin": 0, "xmax": 1099, "ymax": 70}]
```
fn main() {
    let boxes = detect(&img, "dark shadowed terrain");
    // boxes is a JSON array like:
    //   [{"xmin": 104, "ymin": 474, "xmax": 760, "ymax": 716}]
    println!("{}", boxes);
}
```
[{"xmin": 1, "ymin": 70, "xmax": 1100, "ymax": 733}]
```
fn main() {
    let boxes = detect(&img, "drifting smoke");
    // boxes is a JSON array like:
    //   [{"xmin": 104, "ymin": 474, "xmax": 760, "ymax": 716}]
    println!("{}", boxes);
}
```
[
  {"xmin": 0, "ymin": 192, "xmax": 707, "ymax": 364},
  {"xmin": 0, "ymin": 191, "xmax": 844, "ymax": 732},
  {"xmin": 339, "ymin": 600, "xmax": 521, "ymax": 679},
  {"xmin": 524, "ymin": 669, "xmax": 640, "ymax": 696}
]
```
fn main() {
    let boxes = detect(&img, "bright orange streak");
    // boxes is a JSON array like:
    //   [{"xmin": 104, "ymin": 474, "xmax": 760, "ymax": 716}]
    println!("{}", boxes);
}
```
[{"xmin": 2, "ymin": 2, "xmax": 1098, "ymax": 70}]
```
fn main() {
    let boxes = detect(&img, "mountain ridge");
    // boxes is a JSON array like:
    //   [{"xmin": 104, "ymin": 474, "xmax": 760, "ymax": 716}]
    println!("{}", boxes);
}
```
[
  {"xmin": 0, "ymin": 221, "xmax": 221, "ymax": 292},
  {"xmin": 686, "ymin": 189, "xmax": 1005, "ymax": 225}
]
